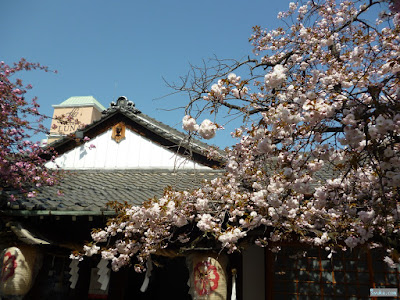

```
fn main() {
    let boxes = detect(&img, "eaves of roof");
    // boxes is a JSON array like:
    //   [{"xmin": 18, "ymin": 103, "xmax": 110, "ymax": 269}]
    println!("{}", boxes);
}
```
[
  {"xmin": 1, "ymin": 169, "xmax": 224, "ymax": 215},
  {"xmin": 0, "ymin": 210, "xmax": 116, "ymax": 217}
]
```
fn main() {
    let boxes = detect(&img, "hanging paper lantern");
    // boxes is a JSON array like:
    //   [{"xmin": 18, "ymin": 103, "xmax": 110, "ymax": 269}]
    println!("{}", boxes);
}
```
[
  {"xmin": 187, "ymin": 253, "xmax": 227, "ymax": 300},
  {"xmin": 194, "ymin": 260, "xmax": 220, "ymax": 295},
  {"xmin": 0, "ymin": 246, "xmax": 37, "ymax": 296}
]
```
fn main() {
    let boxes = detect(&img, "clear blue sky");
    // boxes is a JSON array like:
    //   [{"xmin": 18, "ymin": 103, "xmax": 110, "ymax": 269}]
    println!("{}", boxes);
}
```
[{"xmin": 2, "ymin": 0, "xmax": 292, "ymax": 148}]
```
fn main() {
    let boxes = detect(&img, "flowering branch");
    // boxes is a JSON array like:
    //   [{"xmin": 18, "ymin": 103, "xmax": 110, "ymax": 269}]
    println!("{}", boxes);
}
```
[
  {"xmin": 0, "ymin": 59, "xmax": 62, "ymax": 197},
  {"xmin": 81, "ymin": 0, "xmax": 400, "ymax": 270}
]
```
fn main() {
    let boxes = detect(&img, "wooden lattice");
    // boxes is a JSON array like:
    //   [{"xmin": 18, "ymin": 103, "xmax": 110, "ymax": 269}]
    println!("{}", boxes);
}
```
[{"xmin": 270, "ymin": 246, "xmax": 399, "ymax": 299}]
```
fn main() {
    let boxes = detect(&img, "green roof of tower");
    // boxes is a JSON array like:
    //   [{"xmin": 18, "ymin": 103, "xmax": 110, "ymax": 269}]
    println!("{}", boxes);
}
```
[{"xmin": 52, "ymin": 96, "xmax": 106, "ymax": 111}]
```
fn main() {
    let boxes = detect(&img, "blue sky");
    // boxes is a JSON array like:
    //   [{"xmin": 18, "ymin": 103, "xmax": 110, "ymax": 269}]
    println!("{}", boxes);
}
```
[{"xmin": 2, "ymin": 0, "xmax": 292, "ymax": 148}]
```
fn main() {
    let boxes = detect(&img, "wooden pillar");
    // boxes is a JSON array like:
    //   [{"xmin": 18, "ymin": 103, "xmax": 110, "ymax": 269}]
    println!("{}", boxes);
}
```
[{"xmin": 265, "ymin": 248, "xmax": 274, "ymax": 300}]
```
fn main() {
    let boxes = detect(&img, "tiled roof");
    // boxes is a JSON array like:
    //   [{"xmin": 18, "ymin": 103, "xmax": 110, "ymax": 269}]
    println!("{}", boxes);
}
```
[
  {"xmin": 3, "ymin": 170, "xmax": 223, "ymax": 214},
  {"xmin": 312, "ymin": 162, "xmax": 339, "ymax": 187},
  {"xmin": 264, "ymin": 158, "xmax": 339, "ymax": 190},
  {"xmin": 52, "ymin": 96, "xmax": 106, "ymax": 111}
]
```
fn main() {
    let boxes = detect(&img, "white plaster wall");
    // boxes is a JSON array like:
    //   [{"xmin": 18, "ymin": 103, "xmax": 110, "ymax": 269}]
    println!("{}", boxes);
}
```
[
  {"xmin": 46, "ymin": 128, "xmax": 211, "ymax": 170},
  {"xmin": 242, "ymin": 245, "xmax": 265, "ymax": 300}
]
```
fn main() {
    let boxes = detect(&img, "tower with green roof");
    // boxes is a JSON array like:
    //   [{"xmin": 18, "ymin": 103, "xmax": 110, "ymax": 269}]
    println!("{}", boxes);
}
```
[{"xmin": 48, "ymin": 96, "xmax": 106, "ymax": 143}]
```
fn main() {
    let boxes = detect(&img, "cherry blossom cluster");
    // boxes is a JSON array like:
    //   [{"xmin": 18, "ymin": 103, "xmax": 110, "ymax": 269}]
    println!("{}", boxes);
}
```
[
  {"xmin": 182, "ymin": 116, "xmax": 219, "ymax": 140},
  {"xmin": 0, "ymin": 59, "xmax": 60, "ymax": 196},
  {"xmin": 201, "ymin": 72, "xmax": 250, "ymax": 106},
  {"xmin": 82, "ymin": 0, "xmax": 400, "ymax": 270}
]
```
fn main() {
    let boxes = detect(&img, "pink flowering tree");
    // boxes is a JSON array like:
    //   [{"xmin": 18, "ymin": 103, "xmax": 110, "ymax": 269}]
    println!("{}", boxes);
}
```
[
  {"xmin": 0, "ymin": 59, "xmax": 60, "ymax": 199},
  {"xmin": 83, "ymin": 0, "xmax": 400, "ymax": 270}
]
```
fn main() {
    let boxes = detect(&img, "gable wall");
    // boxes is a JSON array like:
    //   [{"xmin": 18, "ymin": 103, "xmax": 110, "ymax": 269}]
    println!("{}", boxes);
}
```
[{"xmin": 46, "ymin": 128, "xmax": 211, "ymax": 170}]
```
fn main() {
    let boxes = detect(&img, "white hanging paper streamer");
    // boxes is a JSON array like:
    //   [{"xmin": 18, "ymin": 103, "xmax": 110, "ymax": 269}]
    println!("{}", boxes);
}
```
[
  {"xmin": 231, "ymin": 269, "xmax": 237, "ymax": 300},
  {"xmin": 186, "ymin": 255, "xmax": 194, "ymax": 298},
  {"xmin": 140, "ymin": 257, "xmax": 153, "ymax": 292},
  {"xmin": 69, "ymin": 260, "xmax": 79, "ymax": 289},
  {"xmin": 48, "ymin": 256, "xmax": 55, "ymax": 276},
  {"xmin": 97, "ymin": 258, "xmax": 110, "ymax": 291}
]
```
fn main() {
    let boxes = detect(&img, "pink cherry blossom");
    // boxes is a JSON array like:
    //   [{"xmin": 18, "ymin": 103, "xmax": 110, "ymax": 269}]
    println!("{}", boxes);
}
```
[
  {"xmin": 182, "ymin": 115, "xmax": 199, "ymax": 132},
  {"xmin": 82, "ymin": 0, "xmax": 400, "ymax": 271},
  {"xmin": 0, "ymin": 59, "xmax": 60, "ymax": 193}
]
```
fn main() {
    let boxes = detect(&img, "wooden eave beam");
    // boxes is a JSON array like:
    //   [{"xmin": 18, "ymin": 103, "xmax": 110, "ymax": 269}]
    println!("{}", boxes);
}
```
[{"xmin": 0, "ymin": 210, "xmax": 117, "ymax": 217}]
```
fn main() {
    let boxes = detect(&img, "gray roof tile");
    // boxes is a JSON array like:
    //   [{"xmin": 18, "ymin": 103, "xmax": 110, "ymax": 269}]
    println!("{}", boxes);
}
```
[{"xmin": 5, "ymin": 169, "xmax": 222, "ymax": 214}]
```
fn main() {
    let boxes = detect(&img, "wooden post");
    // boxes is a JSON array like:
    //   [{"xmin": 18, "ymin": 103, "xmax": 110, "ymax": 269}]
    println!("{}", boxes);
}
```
[{"xmin": 265, "ymin": 248, "xmax": 274, "ymax": 300}]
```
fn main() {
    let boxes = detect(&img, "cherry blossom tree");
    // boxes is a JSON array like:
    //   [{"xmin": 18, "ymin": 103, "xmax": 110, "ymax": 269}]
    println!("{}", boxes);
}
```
[
  {"xmin": 0, "ymin": 59, "xmax": 60, "ymax": 199},
  {"xmin": 82, "ymin": 0, "xmax": 400, "ymax": 271}
]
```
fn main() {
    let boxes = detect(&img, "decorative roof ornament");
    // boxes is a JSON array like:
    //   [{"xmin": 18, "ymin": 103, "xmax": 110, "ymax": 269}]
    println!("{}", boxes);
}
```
[
  {"xmin": 111, "ymin": 122, "xmax": 126, "ymax": 143},
  {"xmin": 102, "ymin": 96, "xmax": 141, "ymax": 114}
]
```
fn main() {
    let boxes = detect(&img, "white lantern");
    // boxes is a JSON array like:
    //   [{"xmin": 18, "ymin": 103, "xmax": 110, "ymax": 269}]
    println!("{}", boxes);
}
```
[
  {"xmin": 187, "ymin": 253, "xmax": 227, "ymax": 300},
  {"xmin": 0, "ymin": 246, "xmax": 37, "ymax": 296}
]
